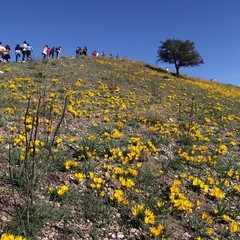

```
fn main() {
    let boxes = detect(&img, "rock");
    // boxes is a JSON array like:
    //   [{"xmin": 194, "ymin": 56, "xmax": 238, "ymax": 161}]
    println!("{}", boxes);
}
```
[
  {"xmin": 117, "ymin": 232, "xmax": 124, "ymax": 239},
  {"xmin": 130, "ymin": 228, "xmax": 137, "ymax": 234},
  {"xmin": 1, "ymin": 215, "xmax": 8, "ymax": 222},
  {"xmin": 183, "ymin": 232, "xmax": 191, "ymax": 239}
]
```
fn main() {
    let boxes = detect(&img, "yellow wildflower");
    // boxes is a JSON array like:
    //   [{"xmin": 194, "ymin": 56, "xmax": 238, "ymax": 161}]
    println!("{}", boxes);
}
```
[
  {"xmin": 230, "ymin": 220, "xmax": 240, "ymax": 233},
  {"xmin": 223, "ymin": 214, "xmax": 231, "ymax": 221},
  {"xmin": 227, "ymin": 169, "xmax": 234, "ymax": 177},
  {"xmin": 64, "ymin": 160, "xmax": 78, "ymax": 170},
  {"xmin": 150, "ymin": 223, "xmax": 164, "ymax": 237},
  {"xmin": 90, "ymin": 176, "xmax": 103, "ymax": 189},
  {"xmin": 210, "ymin": 187, "xmax": 225, "ymax": 199},
  {"xmin": 103, "ymin": 117, "xmax": 110, "ymax": 122},
  {"xmin": 1, "ymin": 233, "xmax": 15, "ymax": 240},
  {"xmin": 225, "ymin": 132, "xmax": 234, "ymax": 137},
  {"xmin": 114, "ymin": 166, "xmax": 124, "ymax": 175},
  {"xmin": 196, "ymin": 200, "xmax": 202, "ymax": 207},
  {"xmin": 218, "ymin": 144, "xmax": 228, "ymax": 154},
  {"xmin": 157, "ymin": 201, "xmax": 165, "ymax": 208},
  {"xmin": 202, "ymin": 212, "xmax": 213, "ymax": 224},
  {"xmin": 214, "ymin": 209, "xmax": 219, "ymax": 214},
  {"xmin": 180, "ymin": 173, "xmax": 188, "ymax": 179},
  {"xmin": 230, "ymin": 141, "xmax": 237, "ymax": 146},
  {"xmin": 144, "ymin": 208, "xmax": 156, "ymax": 225},
  {"xmin": 208, "ymin": 177, "xmax": 215, "ymax": 184},
  {"xmin": 55, "ymin": 138, "xmax": 62, "ymax": 147},
  {"xmin": 132, "ymin": 204, "xmax": 145, "ymax": 216},
  {"xmin": 119, "ymin": 177, "xmax": 135, "ymax": 189},
  {"xmin": 74, "ymin": 172, "xmax": 84, "ymax": 183},
  {"xmin": 100, "ymin": 191, "xmax": 105, "ymax": 197},
  {"xmin": 127, "ymin": 167, "xmax": 138, "ymax": 176},
  {"xmin": 1, "ymin": 233, "xmax": 27, "ymax": 240},
  {"xmin": 233, "ymin": 185, "xmax": 240, "ymax": 191},
  {"xmin": 88, "ymin": 135, "xmax": 96, "ymax": 141},
  {"xmin": 206, "ymin": 227, "xmax": 214, "ymax": 235},
  {"xmin": 57, "ymin": 185, "xmax": 69, "ymax": 196},
  {"xmin": 110, "ymin": 189, "xmax": 128, "ymax": 204},
  {"xmin": 52, "ymin": 78, "xmax": 59, "ymax": 84}
]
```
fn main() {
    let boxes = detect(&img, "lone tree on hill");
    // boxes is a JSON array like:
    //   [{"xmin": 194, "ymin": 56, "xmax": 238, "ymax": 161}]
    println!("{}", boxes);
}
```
[{"xmin": 157, "ymin": 39, "xmax": 204, "ymax": 75}]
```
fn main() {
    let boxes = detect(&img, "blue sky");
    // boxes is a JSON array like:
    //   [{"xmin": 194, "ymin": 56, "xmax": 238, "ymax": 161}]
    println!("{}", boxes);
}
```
[{"xmin": 1, "ymin": 0, "xmax": 240, "ymax": 86}]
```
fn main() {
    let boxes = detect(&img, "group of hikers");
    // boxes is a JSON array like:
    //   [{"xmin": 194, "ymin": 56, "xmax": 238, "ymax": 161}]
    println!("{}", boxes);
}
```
[
  {"xmin": 76, "ymin": 47, "xmax": 118, "ymax": 59},
  {"xmin": 0, "ymin": 41, "xmax": 62, "ymax": 63},
  {"xmin": 42, "ymin": 45, "xmax": 61, "ymax": 59},
  {"xmin": 0, "ymin": 40, "xmax": 119, "ymax": 63},
  {"xmin": 0, "ymin": 41, "xmax": 34, "ymax": 63},
  {"xmin": 75, "ymin": 46, "xmax": 88, "ymax": 58}
]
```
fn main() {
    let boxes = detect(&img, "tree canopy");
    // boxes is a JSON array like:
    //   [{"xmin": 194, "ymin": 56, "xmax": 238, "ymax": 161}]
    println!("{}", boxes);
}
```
[{"xmin": 157, "ymin": 39, "xmax": 204, "ymax": 75}]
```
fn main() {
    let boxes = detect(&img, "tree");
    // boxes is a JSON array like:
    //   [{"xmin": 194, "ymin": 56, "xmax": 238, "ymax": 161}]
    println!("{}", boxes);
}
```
[{"xmin": 157, "ymin": 39, "xmax": 204, "ymax": 75}]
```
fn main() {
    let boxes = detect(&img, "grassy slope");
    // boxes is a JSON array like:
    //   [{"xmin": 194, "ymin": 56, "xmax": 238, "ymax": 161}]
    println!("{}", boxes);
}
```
[{"xmin": 0, "ymin": 57, "xmax": 239, "ymax": 240}]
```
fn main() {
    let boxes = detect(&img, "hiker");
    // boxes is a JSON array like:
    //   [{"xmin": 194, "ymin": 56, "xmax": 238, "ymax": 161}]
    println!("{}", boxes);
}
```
[
  {"xmin": 42, "ymin": 45, "xmax": 48, "ymax": 59},
  {"xmin": 100, "ymin": 51, "xmax": 105, "ymax": 57},
  {"xmin": 92, "ymin": 50, "xmax": 97, "ymax": 57},
  {"xmin": 3, "ymin": 45, "xmax": 11, "ymax": 62},
  {"xmin": 26, "ymin": 43, "xmax": 33, "ymax": 60},
  {"xmin": 79, "ymin": 47, "xmax": 83, "ymax": 57},
  {"xmin": 76, "ymin": 47, "xmax": 82, "ymax": 57},
  {"xmin": 50, "ymin": 47, "xmax": 55, "ymax": 58},
  {"xmin": 21, "ymin": 41, "xmax": 28, "ymax": 62},
  {"xmin": 15, "ymin": 44, "xmax": 22, "ymax": 62},
  {"xmin": 0, "ymin": 42, "xmax": 6, "ymax": 63},
  {"xmin": 47, "ymin": 47, "xmax": 51, "ymax": 58},
  {"xmin": 55, "ymin": 46, "xmax": 61, "ymax": 58},
  {"xmin": 82, "ymin": 46, "xmax": 87, "ymax": 56}
]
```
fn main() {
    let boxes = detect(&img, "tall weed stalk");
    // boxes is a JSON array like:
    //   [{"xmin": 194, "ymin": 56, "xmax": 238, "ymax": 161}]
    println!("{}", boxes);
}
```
[{"xmin": 7, "ymin": 94, "xmax": 67, "ymax": 234}]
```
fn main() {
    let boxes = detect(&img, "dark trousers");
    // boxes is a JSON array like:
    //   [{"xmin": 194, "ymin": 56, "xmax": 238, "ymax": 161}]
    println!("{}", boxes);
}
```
[
  {"xmin": 22, "ymin": 51, "xmax": 26, "ymax": 61},
  {"xmin": 16, "ymin": 53, "xmax": 21, "ymax": 62},
  {"xmin": 26, "ymin": 50, "xmax": 31, "ymax": 60}
]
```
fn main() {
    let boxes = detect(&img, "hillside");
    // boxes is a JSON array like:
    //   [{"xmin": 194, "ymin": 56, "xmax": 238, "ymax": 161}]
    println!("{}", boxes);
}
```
[{"xmin": 0, "ymin": 57, "xmax": 239, "ymax": 240}]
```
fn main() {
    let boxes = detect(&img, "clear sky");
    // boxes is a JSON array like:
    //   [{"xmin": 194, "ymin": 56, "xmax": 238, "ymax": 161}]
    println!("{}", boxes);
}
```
[{"xmin": 1, "ymin": 0, "xmax": 240, "ymax": 87}]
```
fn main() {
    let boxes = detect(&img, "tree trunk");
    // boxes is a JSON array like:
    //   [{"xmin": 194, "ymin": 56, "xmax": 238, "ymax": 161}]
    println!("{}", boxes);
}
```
[{"xmin": 175, "ymin": 63, "xmax": 180, "ymax": 75}]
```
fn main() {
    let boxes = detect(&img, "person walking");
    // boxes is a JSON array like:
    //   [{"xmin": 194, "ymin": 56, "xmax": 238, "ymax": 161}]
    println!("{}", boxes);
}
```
[
  {"xmin": 76, "ymin": 47, "xmax": 82, "ymax": 57},
  {"xmin": 15, "ymin": 44, "xmax": 22, "ymax": 62},
  {"xmin": 26, "ymin": 43, "xmax": 33, "ymax": 60},
  {"xmin": 0, "ymin": 42, "xmax": 6, "ymax": 63},
  {"xmin": 82, "ymin": 46, "xmax": 87, "ymax": 56},
  {"xmin": 92, "ymin": 50, "xmax": 97, "ymax": 57},
  {"xmin": 50, "ymin": 47, "xmax": 55, "ymax": 58},
  {"xmin": 3, "ymin": 45, "xmax": 11, "ymax": 62},
  {"xmin": 42, "ymin": 45, "xmax": 48, "ymax": 59},
  {"xmin": 47, "ymin": 47, "xmax": 51, "ymax": 58},
  {"xmin": 55, "ymin": 46, "xmax": 61, "ymax": 58},
  {"xmin": 21, "ymin": 41, "xmax": 28, "ymax": 62}
]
